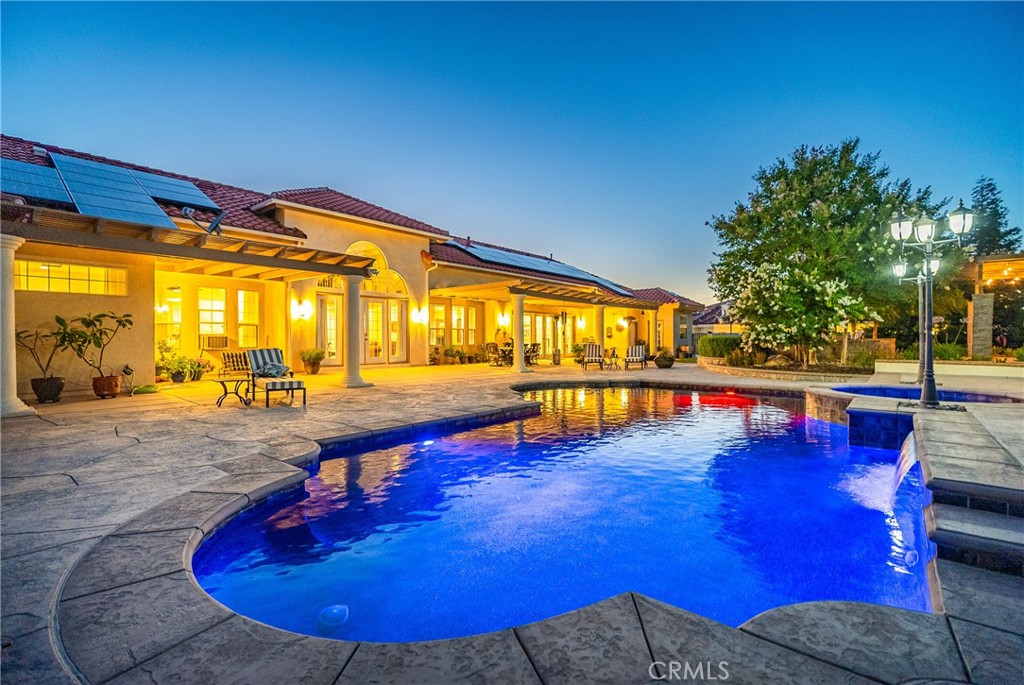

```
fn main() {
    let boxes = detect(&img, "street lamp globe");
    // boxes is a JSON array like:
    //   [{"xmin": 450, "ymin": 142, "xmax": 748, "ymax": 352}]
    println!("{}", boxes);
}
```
[
  {"xmin": 947, "ymin": 199, "xmax": 974, "ymax": 235},
  {"xmin": 914, "ymin": 215, "xmax": 937, "ymax": 243},
  {"xmin": 892, "ymin": 260, "xmax": 909, "ymax": 279},
  {"xmin": 890, "ymin": 210, "xmax": 913, "ymax": 241},
  {"xmin": 928, "ymin": 258, "xmax": 941, "ymax": 275}
]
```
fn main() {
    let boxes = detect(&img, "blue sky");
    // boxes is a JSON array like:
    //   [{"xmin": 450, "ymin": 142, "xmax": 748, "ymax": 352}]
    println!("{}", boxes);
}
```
[{"xmin": 2, "ymin": 2, "xmax": 1021, "ymax": 303}]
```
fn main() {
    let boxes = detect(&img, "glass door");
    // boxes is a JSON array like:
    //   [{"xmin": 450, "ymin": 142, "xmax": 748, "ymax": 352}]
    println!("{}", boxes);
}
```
[
  {"xmin": 317, "ymin": 295, "xmax": 342, "ymax": 365},
  {"xmin": 388, "ymin": 300, "xmax": 407, "ymax": 363},
  {"xmin": 363, "ymin": 299, "xmax": 385, "ymax": 363}
]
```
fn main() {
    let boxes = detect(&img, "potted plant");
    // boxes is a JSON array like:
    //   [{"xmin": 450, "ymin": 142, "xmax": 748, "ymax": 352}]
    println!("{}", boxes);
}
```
[
  {"xmin": 165, "ymin": 356, "xmax": 191, "ymax": 384},
  {"xmin": 54, "ymin": 312, "xmax": 134, "ymax": 398},
  {"xmin": 15, "ymin": 328, "xmax": 66, "ymax": 403},
  {"xmin": 155, "ymin": 339, "xmax": 175, "ymax": 378},
  {"xmin": 654, "ymin": 347, "xmax": 675, "ymax": 369},
  {"xmin": 301, "ymin": 348, "xmax": 326, "ymax": 374},
  {"xmin": 443, "ymin": 346, "xmax": 458, "ymax": 365},
  {"xmin": 571, "ymin": 344, "xmax": 585, "ymax": 365},
  {"xmin": 457, "ymin": 348, "xmax": 468, "ymax": 364},
  {"xmin": 191, "ymin": 357, "xmax": 214, "ymax": 381}
]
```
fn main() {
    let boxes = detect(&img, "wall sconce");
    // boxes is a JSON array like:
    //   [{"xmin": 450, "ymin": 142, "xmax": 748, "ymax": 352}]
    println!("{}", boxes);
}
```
[
  {"xmin": 290, "ymin": 299, "xmax": 313, "ymax": 321},
  {"xmin": 616, "ymin": 317, "xmax": 628, "ymax": 332},
  {"xmin": 410, "ymin": 307, "xmax": 428, "ymax": 324},
  {"xmin": 154, "ymin": 304, "xmax": 169, "ymax": 314},
  {"xmin": 576, "ymin": 317, "xmax": 586, "ymax": 330},
  {"xmin": 497, "ymin": 312, "xmax": 511, "ymax": 328}
]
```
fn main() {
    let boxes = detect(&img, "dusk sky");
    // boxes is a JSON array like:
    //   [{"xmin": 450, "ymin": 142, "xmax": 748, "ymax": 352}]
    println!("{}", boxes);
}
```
[{"xmin": 2, "ymin": 2, "xmax": 1021, "ymax": 304}]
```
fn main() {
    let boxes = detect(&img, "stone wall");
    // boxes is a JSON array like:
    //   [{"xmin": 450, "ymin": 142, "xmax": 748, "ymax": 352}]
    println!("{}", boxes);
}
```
[{"xmin": 968, "ymin": 293, "xmax": 994, "ymax": 360}]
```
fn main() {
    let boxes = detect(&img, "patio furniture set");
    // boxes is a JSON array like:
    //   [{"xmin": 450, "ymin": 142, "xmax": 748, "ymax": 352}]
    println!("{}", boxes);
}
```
[{"xmin": 213, "ymin": 348, "xmax": 306, "ymax": 407}]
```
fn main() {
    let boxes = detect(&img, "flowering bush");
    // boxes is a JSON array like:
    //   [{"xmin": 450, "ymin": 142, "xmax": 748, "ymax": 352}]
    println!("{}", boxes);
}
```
[{"xmin": 732, "ymin": 263, "xmax": 877, "ymax": 367}]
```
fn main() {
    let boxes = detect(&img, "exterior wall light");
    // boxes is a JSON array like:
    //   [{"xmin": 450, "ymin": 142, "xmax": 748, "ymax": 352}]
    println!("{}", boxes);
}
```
[
  {"xmin": 410, "ymin": 307, "xmax": 428, "ymax": 325},
  {"xmin": 291, "ymin": 299, "xmax": 313, "ymax": 321},
  {"xmin": 497, "ymin": 312, "xmax": 511, "ymax": 327},
  {"xmin": 576, "ymin": 317, "xmax": 586, "ymax": 330}
]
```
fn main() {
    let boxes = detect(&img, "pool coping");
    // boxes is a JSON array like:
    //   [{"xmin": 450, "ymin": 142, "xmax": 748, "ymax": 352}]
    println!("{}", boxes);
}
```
[{"xmin": 53, "ymin": 380, "xmax": 985, "ymax": 684}]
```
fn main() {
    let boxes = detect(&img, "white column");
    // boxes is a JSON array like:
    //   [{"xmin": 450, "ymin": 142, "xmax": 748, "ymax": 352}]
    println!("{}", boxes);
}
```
[
  {"xmin": 594, "ymin": 304, "xmax": 606, "ymax": 351},
  {"xmin": 1, "ymin": 235, "xmax": 36, "ymax": 417},
  {"xmin": 342, "ymin": 274, "xmax": 373, "ymax": 388},
  {"xmin": 511, "ymin": 293, "xmax": 530, "ymax": 373}
]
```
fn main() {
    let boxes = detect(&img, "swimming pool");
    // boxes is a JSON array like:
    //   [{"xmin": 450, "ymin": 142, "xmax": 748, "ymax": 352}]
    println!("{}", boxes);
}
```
[
  {"xmin": 193, "ymin": 387, "xmax": 934, "ymax": 642},
  {"xmin": 834, "ymin": 385, "xmax": 1019, "ymax": 403}
]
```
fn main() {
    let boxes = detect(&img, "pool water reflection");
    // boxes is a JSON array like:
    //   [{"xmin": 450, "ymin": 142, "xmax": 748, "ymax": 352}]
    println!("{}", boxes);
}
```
[{"xmin": 193, "ymin": 388, "xmax": 934, "ymax": 642}]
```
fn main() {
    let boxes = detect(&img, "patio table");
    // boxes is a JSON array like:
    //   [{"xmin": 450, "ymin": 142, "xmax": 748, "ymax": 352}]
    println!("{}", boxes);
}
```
[{"xmin": 212, "ymin": 377, "xmax": 251, "ymax": 406}]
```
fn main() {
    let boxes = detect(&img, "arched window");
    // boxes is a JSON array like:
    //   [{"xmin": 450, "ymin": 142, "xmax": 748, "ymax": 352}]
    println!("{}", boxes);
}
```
[{"xmin": 345, "ymin": 241, "xmax": 409, "ymax": 295}]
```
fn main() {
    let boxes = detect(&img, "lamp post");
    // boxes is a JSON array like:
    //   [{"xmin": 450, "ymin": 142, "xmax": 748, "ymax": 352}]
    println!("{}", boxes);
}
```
[{"xmin": 888, "ymin": 200, "xmax": 974, "ymax": 407}]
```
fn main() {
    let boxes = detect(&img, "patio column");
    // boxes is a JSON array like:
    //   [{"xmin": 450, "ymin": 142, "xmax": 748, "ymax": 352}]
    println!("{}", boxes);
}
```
[
  {"xmin": 511, "ymin": 293, "xmax": 530, "ymax": 373},
  {"xmin": 1, "ymin": 235, "xmax": 35, "ymax": 417},
  {"xmin": 594, "ymin": 304, "xmax": 606, "ymax": 349},
  {"xmin": 342, "ymin": 274, "xmax": 373, "ymax": 388}
]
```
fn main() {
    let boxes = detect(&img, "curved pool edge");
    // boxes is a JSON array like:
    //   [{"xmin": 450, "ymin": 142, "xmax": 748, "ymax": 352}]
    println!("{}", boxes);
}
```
[{"xmin": 54, "ymin": 380, "xmax": 960, "ymax": 684}]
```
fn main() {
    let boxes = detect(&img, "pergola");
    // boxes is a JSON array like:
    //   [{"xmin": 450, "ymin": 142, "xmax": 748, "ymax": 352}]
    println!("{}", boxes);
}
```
[{"xmin": 963, "ymin": 252, "xmax": 1024, "ymax": 358}]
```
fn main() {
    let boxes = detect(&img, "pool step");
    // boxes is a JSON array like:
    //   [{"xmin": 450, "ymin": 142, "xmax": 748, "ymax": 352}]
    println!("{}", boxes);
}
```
[{"xmin": 931, "ymin": 503, "xmax": 1024, "ymax": 576}]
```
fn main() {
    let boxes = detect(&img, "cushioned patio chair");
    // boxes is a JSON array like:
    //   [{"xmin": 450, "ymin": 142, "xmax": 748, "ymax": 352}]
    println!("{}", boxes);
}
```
[
  {"xmin": 624, "ymin": 345, "xmax": 648, "ymax": 370},
  {"xmin": 526, "ymin": 342, "xmax": 541, "ymax": 366},
  {"xmin": 246, "ymin": 348, "xmax": 306, "ymax": 407},
  {"xmin": 582, "ymin": 343, "xmax": 604, "ymax": 370},
  {"xmin": 485, "ymin": 342, "xmax": 502, "ymax": 366}
]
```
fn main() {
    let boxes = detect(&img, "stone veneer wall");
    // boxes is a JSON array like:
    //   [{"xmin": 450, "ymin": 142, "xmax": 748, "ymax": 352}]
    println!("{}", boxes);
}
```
[{"xmin": 803, "ymin": 388, "xmax": 854, "ymax": 426}]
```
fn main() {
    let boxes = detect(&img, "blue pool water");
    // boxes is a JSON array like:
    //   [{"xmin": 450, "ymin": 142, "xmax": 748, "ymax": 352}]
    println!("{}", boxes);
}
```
[
  {"xmin": 193, "ymin": 388, "xmax": 935, "ymax": 642},
  {"xmin": 835, "ymin": 385, "xmax": 1018, "ymax": 403}
]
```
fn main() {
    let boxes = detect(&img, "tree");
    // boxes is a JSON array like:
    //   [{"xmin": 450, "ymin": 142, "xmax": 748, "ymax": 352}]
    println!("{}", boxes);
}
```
[
  {"xmin": 967, "ymin": 177, "xmax": 1021, "ymax": 256},
  {"xmin": 708, "ymin": 138, "xmax": 941, "ymax": 358}
]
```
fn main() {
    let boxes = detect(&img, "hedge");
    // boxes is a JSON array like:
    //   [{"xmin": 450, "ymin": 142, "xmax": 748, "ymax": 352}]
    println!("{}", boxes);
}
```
[{"xmin": 697, "ymin": 334, "xmax": 743, "ymax": 358}]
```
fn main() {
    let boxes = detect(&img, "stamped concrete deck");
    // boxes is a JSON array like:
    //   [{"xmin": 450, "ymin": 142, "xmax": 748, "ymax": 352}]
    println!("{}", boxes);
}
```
[{"xmin": 2, "ymin": 363, "xmax": 1022, "ymax": 684}]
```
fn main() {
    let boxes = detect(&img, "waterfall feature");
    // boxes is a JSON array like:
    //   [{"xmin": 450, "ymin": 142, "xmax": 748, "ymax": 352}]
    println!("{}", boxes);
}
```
[{"xmin": 891, "ymin": 431, "xmax": 919, "ymax": 505}]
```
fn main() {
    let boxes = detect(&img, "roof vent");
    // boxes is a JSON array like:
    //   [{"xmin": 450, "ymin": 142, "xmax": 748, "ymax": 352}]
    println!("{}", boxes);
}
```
[{"xmin": 32, "ymin": 146, "xmax": 48, "ymax": 158}]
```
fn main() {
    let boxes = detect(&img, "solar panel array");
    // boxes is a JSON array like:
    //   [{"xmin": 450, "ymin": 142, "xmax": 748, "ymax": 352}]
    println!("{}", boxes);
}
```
[
  {"xmin": 49, "ymin": 153, "xmax": 179, "ymax": 229},
  {"xmin": 1, "ymin": 158, "xmax": 73, "ymax": 204},
  {"xmin": 458, "ymin": 242, "xmax": 634, "ymax": 297},
  {"xmin": 130, "ymin": 169, "xmax": 220, "ymax": 212}
]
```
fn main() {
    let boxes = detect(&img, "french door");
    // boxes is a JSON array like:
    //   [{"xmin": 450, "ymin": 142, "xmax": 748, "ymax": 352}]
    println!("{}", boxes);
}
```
[
  {"xmin": 362, "ymin": 298, "xmax": 407, "ymax": 364},
  {"xmin": 316, "ymin": 295, "xmax": 342, "ymax": 365}
]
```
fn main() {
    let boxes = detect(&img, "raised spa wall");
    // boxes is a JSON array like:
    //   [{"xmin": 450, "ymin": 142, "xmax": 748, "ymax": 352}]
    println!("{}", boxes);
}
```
[{"xmin": 804, "ymin": 387, "xmax": 917, "ymax": 451}]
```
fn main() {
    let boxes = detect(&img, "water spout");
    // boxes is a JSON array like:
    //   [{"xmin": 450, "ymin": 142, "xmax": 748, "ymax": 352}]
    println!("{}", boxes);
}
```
[{"xmin": 891, "ymin": 431, "xmax": 919, "ymax": 506}]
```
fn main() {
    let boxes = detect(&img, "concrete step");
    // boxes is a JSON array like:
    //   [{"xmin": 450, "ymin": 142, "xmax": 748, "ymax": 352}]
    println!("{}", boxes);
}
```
[{"xmin": 932, "ymin": 503, "xmax": 1024, "ymax": 575}]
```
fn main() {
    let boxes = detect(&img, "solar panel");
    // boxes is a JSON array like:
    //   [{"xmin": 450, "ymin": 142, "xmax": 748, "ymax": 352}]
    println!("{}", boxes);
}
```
[
  {"xmin": 458, "ymin": 242, "xmax": 634, "ymax": 297},
  {"xmin": 0, "ymin": 158, "xmax": 73, "ymax": 204},
  {"xmin": 49, "ymin": 153, "xmax": 178, "ymax": 229},
  {"xmin": 129, "ymin": 169, "xmax": 220, "ymax": 212}
]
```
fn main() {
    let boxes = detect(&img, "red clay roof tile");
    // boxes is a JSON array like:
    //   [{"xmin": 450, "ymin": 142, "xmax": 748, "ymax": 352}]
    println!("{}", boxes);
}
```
[{"xmin": 271, "ymin": 187, "xmax": 450, "ymax": 237}]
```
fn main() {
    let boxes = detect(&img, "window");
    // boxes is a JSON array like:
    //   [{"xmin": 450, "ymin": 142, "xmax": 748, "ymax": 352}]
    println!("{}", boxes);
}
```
[
  {"xmin": 155, "ymin": 286, "xmax": 183, "ymax": 350},
  {"xmin": 656, "ymin": 320, "xmax": 664, "ymax": 350},
  {"xmin": 452, "ymin": 305, "xmax": 465, "ymax": 345},
  {"xmin": 238, "ymin": 290, "xmax": 259, "ymax": 348},
  {"xmin": 14, "ymin": 260, "xmax": 126, "ymax": 295},
  {"xmin": 523, "ymin": 315, "xmax": 532, "ymax": 344},
  {"xmin": 467, "ymin": 306, "xmax": 477, "ymax": 346},
  {"xmin": 430, "ymin": 304, "xmax": 446, "ymax": 346},
  {"xmin": 198, "ymin": 287, "xmax": 226, "ymax": 335}
]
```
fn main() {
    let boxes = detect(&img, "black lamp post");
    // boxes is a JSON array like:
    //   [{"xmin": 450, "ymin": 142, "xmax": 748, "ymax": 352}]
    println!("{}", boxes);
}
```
[{"xmin": 889, "ymin": 200, "xmax": 974, "ymax": 407}]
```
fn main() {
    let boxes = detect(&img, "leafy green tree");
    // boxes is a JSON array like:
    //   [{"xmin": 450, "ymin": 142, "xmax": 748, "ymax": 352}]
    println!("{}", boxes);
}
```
[
  {"xmin": 708, "ymin": 138, "xmax": 941, "ymax": 356},
  {"xmin": 967, "ymin": 177, "xmax": 1021, "ymax": 255}
]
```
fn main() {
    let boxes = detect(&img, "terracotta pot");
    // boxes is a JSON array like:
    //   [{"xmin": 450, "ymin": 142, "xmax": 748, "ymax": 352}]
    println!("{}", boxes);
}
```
[
  {"xmin": 30, "ymin": 377, "xmax": 65, "ymax": 403},
  {"xmin": 92, "ymin": 375, "xmax": 122, "ymax": 399},
  {"xmin": 304, "ymin": 361, "xmax": 321, "ymax": 375}
]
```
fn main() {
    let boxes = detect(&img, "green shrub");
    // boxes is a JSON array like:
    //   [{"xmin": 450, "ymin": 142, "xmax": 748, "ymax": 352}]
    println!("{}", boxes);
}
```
[
  {"xmin": 847, "ymin": 348, "xmax": 878, "ymax": 368},
  {"xmin": 1015, "ymin": 348, "xmax": 1024, "ymax": 361},
  {"xmin": 697, "ymin": 335, "xmax": 742, "ymax": 358},
  {"xmin": 899, "ymin": 342, "xmax": 965, "ymax": 361},
  {"xmin": 725, "ymin": 348, "xmax": 768, "ymax": 367}
]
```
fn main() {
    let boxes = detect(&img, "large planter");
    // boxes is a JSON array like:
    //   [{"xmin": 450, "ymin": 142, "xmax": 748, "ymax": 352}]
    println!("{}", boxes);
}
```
[
  {"xmin": 170, "ymin": 371, "xmax": 187, "ymax": 384},
  {"xmin": 654, "ymin": 357, "xmax": 675, "ymax": 369},
  {"xmin": 91, "ymin": 375, "xmax": 122, "ymax": 399},
  {"xmin": 304, "ymin": 361, "xmax": 321, "ymax": 375},
  {"xmin": 30, "ymin": 377, "xmax": 65, "ymax": 403}
]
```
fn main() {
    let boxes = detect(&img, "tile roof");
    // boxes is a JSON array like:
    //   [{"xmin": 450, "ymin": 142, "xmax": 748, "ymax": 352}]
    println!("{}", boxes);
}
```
[
  {"xmin": 431, "ymin": 238, "xmax": 638, "ymax": 300},
  {"xmin": 0, "ymin": 134, "xmax": 305, "ymax": 238},
  {"xmin": 629, "ymin": 287, "xmax": 704, "ymax": 310},
  {"xmin": 693, "ymin": 301, "xmax": 733, "ymax": 325},
  {"xmin": 271, "ymin": 187, "xmax": 450, "ymax": 237}
]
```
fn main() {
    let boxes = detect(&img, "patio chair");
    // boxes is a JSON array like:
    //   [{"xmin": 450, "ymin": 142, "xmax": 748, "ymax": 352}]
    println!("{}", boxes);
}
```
[
  {"xmin": 246, "ymin": 348, "xmax": 306, "ymax": 407},
  {"xmin": 485, "ymin": 342, "xmax": 502, "ymax": 366},
  {"xmin": 582, "ymin": 343, "xmax": 604, "ymax": 370},
  {"xmin": 624, "ymin": 345, "xmax": 648, "ymax": 370},
  {"xmin": 526, "ymin": 342, "xmax": 541, "ymax": 365},
  {"xmin": 219, "ymin": 351, "xmax": 250, "ymax": 377}
]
